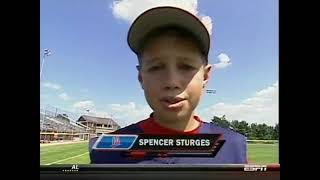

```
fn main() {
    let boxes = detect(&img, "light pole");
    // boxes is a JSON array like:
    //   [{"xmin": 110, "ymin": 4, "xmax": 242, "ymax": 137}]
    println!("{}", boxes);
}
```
[
  {"xmin": 40, "ymin": 49, "xmax": 52, "ymax": 80},
  {"xmin": 206, "ymin": 89, "xmax": 216, "ymax": 94},
  {"xmin": 205, "ymin": 89, "xmax": 217, "ymax": 123},
  {"xmin": 85, "ymin": 109, "xmax": 90, "ymax": 116},
  {"xmin": 40, "ymin": 49, "xmax": 51, "ymax": 140}
]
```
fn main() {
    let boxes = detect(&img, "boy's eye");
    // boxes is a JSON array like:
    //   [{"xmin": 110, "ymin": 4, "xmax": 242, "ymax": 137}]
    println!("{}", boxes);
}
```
[
  {"xmin": 180, "ymin": 64, "xmax": 196, "ymax": 70},
  {"xmin": 147, "ymin": 65, "xmax": 162, "ymax": 72}
]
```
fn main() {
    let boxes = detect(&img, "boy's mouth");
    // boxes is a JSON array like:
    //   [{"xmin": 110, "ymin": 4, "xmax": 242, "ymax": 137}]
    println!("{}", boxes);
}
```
[{"xmin": 160, "ymin": 97, "xmax": 186, "ymax": 110}]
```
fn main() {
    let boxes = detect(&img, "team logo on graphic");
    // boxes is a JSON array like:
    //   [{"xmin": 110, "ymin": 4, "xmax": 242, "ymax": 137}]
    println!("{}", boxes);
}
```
[
  {"xmin": 111, "ymin": 136, "xmax": 121, "ymax": 148},
  {"xmin": 93, "ymin": 134, "xmax": 138, "ymax": 150}
]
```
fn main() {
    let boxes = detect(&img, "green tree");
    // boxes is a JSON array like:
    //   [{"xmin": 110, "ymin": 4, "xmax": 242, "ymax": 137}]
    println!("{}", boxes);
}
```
[
  {"xmin": 265, "ymin": 125, "xmax": 274, "ymax": 140},
  {"xmin": 272, "ymin": 123, "xmax": 279, "ymax": 140},
  {"xmin": 249, "ymin": 123, "xmax": 258, "ymax": 140},
  {"xmin": 256, "ymin": 123, "xmax": 269, "ymax": 139},
  {"xmin": 211, "ymin": 115, "xmax": 231, "ymax": 128},
  {"xmin": 211, "ymin": 116, "xmax": 278, "ymax": 140},
  {"xmin": 230, "ymin": 120, "xmax": 250, "ymax": 137}
]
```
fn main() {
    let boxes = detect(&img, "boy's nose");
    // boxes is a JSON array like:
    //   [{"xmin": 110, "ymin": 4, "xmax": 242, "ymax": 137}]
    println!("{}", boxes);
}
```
[{"xmin": 163, "ymin": 68, "xmax": 181, "ymax": 90}]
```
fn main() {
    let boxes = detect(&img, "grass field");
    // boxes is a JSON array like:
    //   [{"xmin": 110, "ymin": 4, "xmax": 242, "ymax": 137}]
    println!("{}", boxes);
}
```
[
  {"xmin": 247, "ymin": 143, "xmax": 278, "ymax": 164},
  {"xmin": 40, "ymin": 141, "xmax": 278, "ymax": 165}
]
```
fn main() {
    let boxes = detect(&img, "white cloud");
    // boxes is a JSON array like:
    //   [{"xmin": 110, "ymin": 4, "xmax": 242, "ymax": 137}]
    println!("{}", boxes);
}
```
[
  {"xmin": 71, "ymin": 100, "xmax": 151, "ymax": 127},
  {"xmin": 43, "ymin": 82, "xmax": 62, "ymax": 90},
  {"xmin": 40, "ymin": 100, "xmax": 111, "ymax": 122},
  {"xmin": 214, "ymin": 53, "xmax": 232, "ymax": 69},
  {"xmin": 199, "ymin": 81, "xmax": 279, "ymax": 126},
  {"xmin": 58, "ymin": 93, "xmax": 70, "ymax": 101},
  {"xmin": 91, "ymin": 111, "xmax": 112, "ymax": 119},
  {"xmin": 109, "ymin": 102, "xmax": 136, "ymax": 112},
  {"xmin": 71, "ymin": 100, "xmax": 113, "ymax": 119},
  {"xmin": 108, "ymin": 102, "xmax": 152, "ymax": 126},
  {"xmin": 72, "ymin": 100, "xmax": 95, "ymax": 112},
  {"xmin": 110, "ymin": 0, "xmax": 212, "ymax": 35}
]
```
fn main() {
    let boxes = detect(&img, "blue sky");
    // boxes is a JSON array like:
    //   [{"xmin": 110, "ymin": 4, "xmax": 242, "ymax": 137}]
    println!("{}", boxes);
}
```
[{"xmin": 40, "ymin": 0, "xmax": 278, "ymax": 126}]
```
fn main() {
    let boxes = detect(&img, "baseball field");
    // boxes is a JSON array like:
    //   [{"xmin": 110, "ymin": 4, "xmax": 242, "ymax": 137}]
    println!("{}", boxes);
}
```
[{"xmin": 40, "ymin": 141, "xmax": 278, "ymax": 165}]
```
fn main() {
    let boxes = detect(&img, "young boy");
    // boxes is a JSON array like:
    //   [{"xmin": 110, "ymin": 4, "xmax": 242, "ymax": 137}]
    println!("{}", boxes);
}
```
[{"xmin": 89, "ymin": 6, "xmax": 247, "ymax": 164}]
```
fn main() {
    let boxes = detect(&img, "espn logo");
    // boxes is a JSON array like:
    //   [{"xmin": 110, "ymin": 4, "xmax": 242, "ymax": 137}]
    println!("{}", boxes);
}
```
[{"xmin": 244, "ymin": 165, "xmax": 267, "ymax": 172}]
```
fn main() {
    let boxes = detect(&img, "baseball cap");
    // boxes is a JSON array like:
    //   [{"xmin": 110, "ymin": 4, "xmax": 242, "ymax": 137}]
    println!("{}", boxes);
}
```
[{"xmin": 127, "ymin": 6, "xmax": 211, "ymax": 56}]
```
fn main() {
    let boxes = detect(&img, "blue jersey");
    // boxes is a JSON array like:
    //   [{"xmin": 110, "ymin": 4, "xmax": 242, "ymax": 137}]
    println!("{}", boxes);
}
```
[{"xmin": 89, "ymin": 116, "xmax": 248, "ymax": 164}]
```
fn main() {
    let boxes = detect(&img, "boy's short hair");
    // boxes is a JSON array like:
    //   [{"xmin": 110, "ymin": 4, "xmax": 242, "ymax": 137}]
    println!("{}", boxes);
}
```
[{"xmin": 127, "ymin": 6, "xmax": 211, "ymax": 65}]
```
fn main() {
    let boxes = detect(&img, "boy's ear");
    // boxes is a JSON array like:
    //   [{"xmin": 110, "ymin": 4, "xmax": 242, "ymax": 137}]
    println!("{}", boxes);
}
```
[
  {"xmin": 136, "ymin": 65, "xmax": 141, "ymax": 71},
  {"xmin": 136, "ymin": 65, "xmax": 144, "ymax": 89},
  {"xmin": 138, "ymin": 72, "xmax": 144, "ymax": 89},
  {"xmin": 203, "ymin": 64, "xmax": 213, "ymax": 88}
]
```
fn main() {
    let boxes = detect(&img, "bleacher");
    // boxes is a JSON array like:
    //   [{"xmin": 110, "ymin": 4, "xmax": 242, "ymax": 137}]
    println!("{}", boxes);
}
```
[{"xmin": 40, "ymin": 110, "xmax": 86, "ymax": 133}]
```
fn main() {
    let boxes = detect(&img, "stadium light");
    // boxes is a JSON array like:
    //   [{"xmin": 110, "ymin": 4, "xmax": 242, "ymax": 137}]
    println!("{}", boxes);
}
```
[
  {"xmin": 206, "ymin": 89, "xmax": 216, "ymax": 94},
  {"xmin": 40, "ymin": 49, "xmax": 52, "ymax": 80}
]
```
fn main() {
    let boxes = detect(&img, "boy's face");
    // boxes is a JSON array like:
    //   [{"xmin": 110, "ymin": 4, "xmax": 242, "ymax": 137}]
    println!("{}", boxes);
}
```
[{"xmin": 138, "ymin": 33, "xmax": 212, "ymax": 123}]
